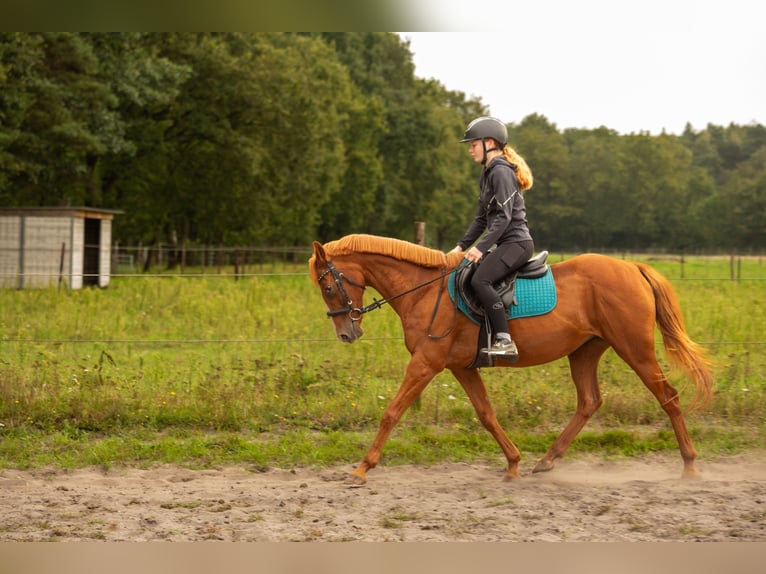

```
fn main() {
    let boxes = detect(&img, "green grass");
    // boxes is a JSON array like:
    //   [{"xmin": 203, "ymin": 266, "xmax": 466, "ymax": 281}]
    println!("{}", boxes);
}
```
[{"xmin": 1, "ymin": 256, "xmax": 764, "ymax": 470}]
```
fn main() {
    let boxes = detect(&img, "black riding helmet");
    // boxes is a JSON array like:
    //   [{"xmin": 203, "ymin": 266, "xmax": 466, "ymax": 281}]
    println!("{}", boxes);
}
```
[{"xmin": 459, "ymin": 116, "xmax": 508, "ymax": 164}]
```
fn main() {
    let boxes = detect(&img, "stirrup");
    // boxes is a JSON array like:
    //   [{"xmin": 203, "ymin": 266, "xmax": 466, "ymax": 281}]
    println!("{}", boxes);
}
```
[{"xmin": 482, "ymin": 338, "xmax": 519, "ymax": 359}]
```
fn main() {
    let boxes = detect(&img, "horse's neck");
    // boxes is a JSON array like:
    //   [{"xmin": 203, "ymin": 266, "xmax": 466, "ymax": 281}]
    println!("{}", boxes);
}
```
[
  {"xmin": 360, "ymin": 255, "xmax": 410, "ymax": 297},
  {"xmin": 360, "ymin": 255, "xmax": 434, "ymax": 314}
]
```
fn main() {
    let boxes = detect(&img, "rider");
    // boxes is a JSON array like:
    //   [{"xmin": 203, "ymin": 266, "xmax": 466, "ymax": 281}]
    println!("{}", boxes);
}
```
[{"xmin": 449, "ymin": 117, "xmax": 535, "ymax": 361}]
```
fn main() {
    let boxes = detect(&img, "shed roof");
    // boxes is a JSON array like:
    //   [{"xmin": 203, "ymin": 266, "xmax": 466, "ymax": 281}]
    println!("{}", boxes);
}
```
[{"xmin": 0, "ymin": 206, "xmax": 123, "ymax": 219}]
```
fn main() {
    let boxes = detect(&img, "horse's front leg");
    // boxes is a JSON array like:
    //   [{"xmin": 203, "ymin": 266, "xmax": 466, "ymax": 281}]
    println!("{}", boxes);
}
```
[
  {"xmin": 349, "ymin": 353, "xmax": 437, "ymax": 485},
  {"xmin": 451, "ymin": 366, "xmax": 522, "ymax": 480}
]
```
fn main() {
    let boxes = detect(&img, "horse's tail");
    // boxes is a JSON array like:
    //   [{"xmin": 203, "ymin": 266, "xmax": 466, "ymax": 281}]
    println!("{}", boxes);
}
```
[{"xmin": 636, "ymin": 263, "xmax": 714, "ymax": 408}]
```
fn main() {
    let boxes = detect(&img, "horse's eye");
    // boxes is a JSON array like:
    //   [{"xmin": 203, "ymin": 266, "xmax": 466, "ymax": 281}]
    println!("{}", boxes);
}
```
[{"xmin": 323, "ymin": 284, "xmax": 333, "ymax": 295}]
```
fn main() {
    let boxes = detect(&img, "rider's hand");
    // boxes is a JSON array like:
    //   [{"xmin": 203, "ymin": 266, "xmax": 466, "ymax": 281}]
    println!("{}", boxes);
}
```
[{"xmin": 464, "ymin": 246, "xmax": 483, "ymax": 263}]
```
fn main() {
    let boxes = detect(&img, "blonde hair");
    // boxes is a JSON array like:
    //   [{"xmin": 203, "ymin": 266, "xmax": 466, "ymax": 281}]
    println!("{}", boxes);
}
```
[{"xmin": 501, "ymin": 145, "xmax": 533, "ymax": 191}]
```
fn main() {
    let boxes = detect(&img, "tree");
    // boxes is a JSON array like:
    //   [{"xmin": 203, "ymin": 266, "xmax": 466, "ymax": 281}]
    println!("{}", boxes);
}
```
[
  {"xmin": 314, "ymin": 32, "xmax": 483, "ymax": 245},
  {"xmin": 718, "ymin": 146, "xmax": 766, "ymax": 249},
  {"xmin": 110, "ymin": 33, "xmax": 360, "ymax": 248},
  {"xmin": 2, "ymin": 33, "xmax": 764, "ymax": 253},
  {"xmin": 565, "ymin": 127, "xmax": 625, "ymax": 249},
  {"xmin": 423, "ymin": 88, "xmax": 486, "ymax": 249},
  {"xmin": 0, "ymin": 33, "xmax": 129, "ymax": 206},
  {"xmin": 512, "ymin": 114, "xmax": 572, "ymax": 250}
]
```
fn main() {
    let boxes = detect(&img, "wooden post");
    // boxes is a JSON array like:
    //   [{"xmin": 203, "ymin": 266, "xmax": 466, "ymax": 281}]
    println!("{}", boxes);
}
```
[
  {"xmin": 58, "ymin": 242, "xmax": 66, "ymax": 289},
  {"xmin": 737, "ymin": 255, "xmax": 741, "ymax": 283},
  {"xmin": 414, "ymin": 221, "xmax": 426, "ymax": 246}
]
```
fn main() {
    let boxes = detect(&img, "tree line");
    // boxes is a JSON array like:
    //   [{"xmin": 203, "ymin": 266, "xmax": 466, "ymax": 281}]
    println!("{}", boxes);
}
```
[{"xmin": 1, "ymin": 32, "xmax": 764, "ymax": 252}]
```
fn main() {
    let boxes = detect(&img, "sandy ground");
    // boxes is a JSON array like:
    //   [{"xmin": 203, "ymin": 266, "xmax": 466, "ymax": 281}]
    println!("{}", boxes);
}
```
[{"xmin": 1, "ymin": 453, "xmax": 765, "ymax": 542}]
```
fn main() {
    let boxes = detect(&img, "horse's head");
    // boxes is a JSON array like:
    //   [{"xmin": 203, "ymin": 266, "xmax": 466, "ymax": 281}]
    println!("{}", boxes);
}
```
[{"xmin": 309, "ymin": 241, "xmax": 366, "ymax": 343}]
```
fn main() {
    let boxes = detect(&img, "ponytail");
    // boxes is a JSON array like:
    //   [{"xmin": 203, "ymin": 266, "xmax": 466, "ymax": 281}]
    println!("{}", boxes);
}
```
[{"xmin": 502, "ymin": 146, "xmax": 533, "ymax": 191}]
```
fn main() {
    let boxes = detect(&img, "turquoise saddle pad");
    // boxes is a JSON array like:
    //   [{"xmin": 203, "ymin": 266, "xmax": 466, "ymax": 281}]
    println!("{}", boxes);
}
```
[{"xmin": 448, "ymin": 267, "xmax": 557, "ymax": 325}]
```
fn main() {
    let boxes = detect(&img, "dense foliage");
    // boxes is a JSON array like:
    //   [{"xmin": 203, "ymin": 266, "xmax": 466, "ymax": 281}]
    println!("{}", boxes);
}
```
[{"xmin": 1, "ymin": 32, "xmax": 764, "ymax": 251}]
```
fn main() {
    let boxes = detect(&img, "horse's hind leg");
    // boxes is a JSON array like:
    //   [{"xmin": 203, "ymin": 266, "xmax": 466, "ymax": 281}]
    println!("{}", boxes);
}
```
[
  {"xmin": 618, "ymin": 349, "xmax": 701, "ymax": 478},
  {"xmin": 533, "ymin": 338, "xmax": 609, "ymax": 473},
  {"xmin": 452, "ymin": 367, "xmax": 522, "ymax": 480}
]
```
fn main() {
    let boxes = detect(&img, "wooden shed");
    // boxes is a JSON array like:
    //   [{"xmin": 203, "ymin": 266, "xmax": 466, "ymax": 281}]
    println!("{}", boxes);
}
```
[{"xmin": 0, "ymin": 207, "xmax": 121, "ymax": 289}]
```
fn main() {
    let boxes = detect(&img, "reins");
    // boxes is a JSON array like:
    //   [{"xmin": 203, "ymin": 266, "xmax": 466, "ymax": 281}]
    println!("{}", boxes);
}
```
[{"xmin": 318, "ymin": 259, "xmax": 461, "ymax": 338}]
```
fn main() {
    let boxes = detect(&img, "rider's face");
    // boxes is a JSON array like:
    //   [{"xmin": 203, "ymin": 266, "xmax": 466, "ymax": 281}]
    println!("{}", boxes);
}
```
[{"xmin": 468, "ymin": 139, "xmax": 485, "ymax": 163}]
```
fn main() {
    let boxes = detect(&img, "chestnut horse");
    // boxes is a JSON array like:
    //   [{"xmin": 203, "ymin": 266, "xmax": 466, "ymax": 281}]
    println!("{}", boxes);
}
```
[{"xmin": 309, "ymin": 234, "xmax": 713, "ymax": 485}]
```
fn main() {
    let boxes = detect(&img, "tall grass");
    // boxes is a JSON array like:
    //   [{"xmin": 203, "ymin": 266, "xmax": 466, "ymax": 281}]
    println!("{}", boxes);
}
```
[{"xmin": 0, "ymin": 256, "xmax": 764, "ymax": 470}]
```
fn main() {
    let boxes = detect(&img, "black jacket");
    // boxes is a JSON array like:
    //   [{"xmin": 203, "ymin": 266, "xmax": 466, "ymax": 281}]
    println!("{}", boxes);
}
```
[{"xmin": 457, "ymin": 157, "xmax": 532, "ymax": 253}]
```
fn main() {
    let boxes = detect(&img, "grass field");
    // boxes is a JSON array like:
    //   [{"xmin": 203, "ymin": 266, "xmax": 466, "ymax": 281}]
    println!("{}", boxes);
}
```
[{"xmin": 1, "ymin": 253, "xmax": 764, "ymax": 470}]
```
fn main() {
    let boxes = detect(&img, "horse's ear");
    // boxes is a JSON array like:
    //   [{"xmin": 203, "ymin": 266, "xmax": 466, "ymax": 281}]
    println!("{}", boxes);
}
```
[
  {"xmin": 308, "ymin": 241, "xmax": 327, "ymax": 286},
  {"xmin": 312, "ymin": 241, "xmax": 326, "ymax": 264}
]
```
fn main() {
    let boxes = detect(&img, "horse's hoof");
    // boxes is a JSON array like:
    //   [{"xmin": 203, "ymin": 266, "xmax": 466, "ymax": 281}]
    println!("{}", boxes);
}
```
[
  {"xmin": 502, "ymin": 471, "xmax": 520, "ymax": 482},
  {"xmin": 532, "ymin": 458, "xmax": 555, "ymax": 473},
  {"xmin": 681, "ymin": 468, "xmax": 703, "ymax": 480},
  {"xmin": 346, "ymin": 472, "xmax": 367, "ymax": 487}
]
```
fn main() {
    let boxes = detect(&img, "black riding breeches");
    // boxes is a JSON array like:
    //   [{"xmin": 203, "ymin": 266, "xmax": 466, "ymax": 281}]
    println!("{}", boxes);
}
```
[{"xmin": 470, "ymin": 240, "xmax": 534, "ymax": 338}]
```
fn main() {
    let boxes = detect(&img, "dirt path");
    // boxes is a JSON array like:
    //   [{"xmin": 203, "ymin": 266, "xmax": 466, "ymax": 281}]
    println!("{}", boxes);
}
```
[{"xmin": 2, "ymin": 453, "xmax": 765, "ymax": 542}]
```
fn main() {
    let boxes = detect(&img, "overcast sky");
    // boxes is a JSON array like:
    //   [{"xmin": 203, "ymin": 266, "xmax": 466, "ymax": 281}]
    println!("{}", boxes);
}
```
[{"xmin": 399, "ymin": 0, "xmax": 764, "ymax": 135}]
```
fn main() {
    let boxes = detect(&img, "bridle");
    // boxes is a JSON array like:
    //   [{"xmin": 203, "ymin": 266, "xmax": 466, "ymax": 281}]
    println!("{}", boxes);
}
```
[
  {"xmin": 316, "ymin": 259, "xmax": 459, "ymax": 337},
  {"xmin": 316, "ymin": 261, "xmax": 375, "ymax": 321}
]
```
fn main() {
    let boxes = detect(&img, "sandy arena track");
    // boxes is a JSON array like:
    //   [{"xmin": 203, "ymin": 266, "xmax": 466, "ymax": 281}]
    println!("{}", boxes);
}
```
[{"xmin": 1, "ymin": 453, "xmax": 765, "ymax": 542}]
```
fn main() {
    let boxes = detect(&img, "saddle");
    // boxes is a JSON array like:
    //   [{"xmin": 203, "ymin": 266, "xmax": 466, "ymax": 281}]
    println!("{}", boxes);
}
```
[{"xmin": 454, "ymin": 250, "xmax": 550, "ymax": 320}]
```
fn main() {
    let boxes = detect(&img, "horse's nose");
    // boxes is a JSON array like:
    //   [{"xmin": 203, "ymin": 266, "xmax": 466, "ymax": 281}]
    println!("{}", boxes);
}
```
[{"xmin": 336, "ymin": 322, "xmax": 362, "ymax": 343}]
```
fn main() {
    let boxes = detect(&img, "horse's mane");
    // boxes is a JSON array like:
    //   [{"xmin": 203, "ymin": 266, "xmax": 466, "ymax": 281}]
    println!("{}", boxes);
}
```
[{"xmin": 309, "ymin": 234, "xmax": 463, "ymax": 284}]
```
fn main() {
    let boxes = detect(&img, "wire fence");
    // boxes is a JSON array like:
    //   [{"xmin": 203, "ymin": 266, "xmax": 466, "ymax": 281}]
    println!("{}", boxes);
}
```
[
  {"xmin": 2, "ymin": 240, "xmax": 765, "ymax": 281},
  {"xmin": 113, "ymin": 243, "xmax": 766, "ymax": 275},
  {"xmin": 110, "ymin": 243, "xmax": 312, "ymax": 278},
  {"xmin": 3, "ymin": 337, "xmax": 763, "ymax": 347},
  {"xmin": 2, "ymin": 244, "xmax": 765, "ymax": 347}
]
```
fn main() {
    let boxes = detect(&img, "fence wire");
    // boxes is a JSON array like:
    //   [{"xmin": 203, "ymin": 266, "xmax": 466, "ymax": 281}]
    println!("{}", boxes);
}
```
[
  {"xmin": 2, "ymin": 251, "xmax": 764, "ymax": 348},
  {"xmin": 1, "ymin": 337, "xmax": 764, "ymax": 346}
]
